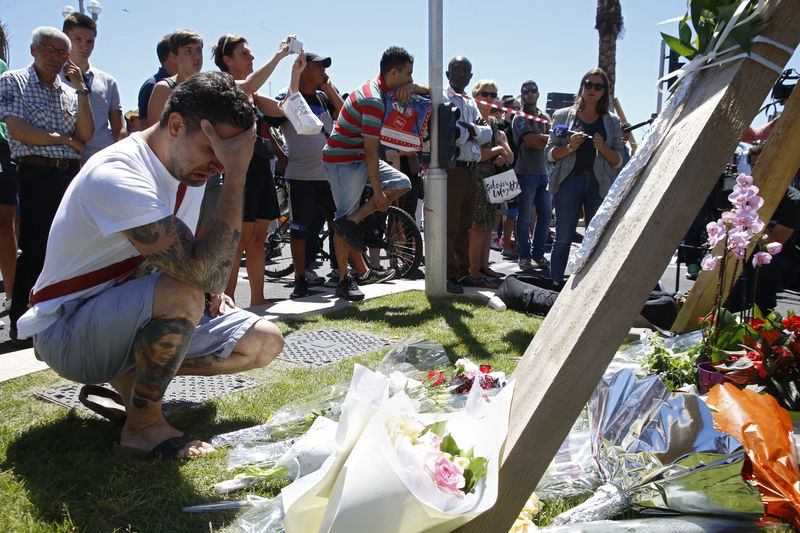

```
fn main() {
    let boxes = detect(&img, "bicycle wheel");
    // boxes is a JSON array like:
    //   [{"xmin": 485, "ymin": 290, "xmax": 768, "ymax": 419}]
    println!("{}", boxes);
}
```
[
  {"xmin": 361, "ymin": 206, "xmax": 422, "ymax": 278},
  {"xmin": 264, "ymin": 216, "xmax": 295, "ymax": 278}
]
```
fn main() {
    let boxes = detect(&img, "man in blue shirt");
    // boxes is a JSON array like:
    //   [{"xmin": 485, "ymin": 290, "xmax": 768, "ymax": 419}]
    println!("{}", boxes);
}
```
[{"xmin": 137, "ymin": 34, "xmax": 177, "ymax": 126}]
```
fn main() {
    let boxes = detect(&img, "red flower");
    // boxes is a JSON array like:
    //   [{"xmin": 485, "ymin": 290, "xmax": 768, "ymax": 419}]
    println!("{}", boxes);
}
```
[
  {"xmin": 751, "ymin": 318, "xmax": 767, "ymax": 329},
  {"xmin": 782, "ymin": 315, "xmax": 800, "ymax": 334},
  {"xmin": 427, "ymin": 370, "xmax": 445, "ymax": 386}
]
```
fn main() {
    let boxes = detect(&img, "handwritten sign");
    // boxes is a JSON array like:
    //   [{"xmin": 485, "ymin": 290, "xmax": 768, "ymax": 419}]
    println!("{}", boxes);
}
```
[{"xmin": 483, "ymin": 169, "xmax": 522, "ymax": 204}]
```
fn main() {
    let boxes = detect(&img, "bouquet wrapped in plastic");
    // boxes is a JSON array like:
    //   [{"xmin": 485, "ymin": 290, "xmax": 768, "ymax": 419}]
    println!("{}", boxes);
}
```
[
  {"xmin": 706, "ymin": 383, "xmax": 800, "ymax": 529},
  {"xmin": 281, "ymin": 365, "xmax": 514, "ymax": 533},
  {"xmin": 550, "ymin": 369, "xmax": 763, "ymax": 525}
]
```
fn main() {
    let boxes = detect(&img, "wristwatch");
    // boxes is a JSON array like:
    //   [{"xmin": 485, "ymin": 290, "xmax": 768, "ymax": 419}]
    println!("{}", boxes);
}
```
[
  {"xmin": 75, "ymin": 87, "xmax": 91, "ymax": 96},
  {"xmin": 566, "ymin": 144, "xmax": 575, "ymax": 153}
]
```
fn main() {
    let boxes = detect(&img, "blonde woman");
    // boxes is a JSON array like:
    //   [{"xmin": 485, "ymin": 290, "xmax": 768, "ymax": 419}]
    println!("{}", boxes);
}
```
[{"xmin": 462, "ymin": 80, "xmax": 513, "ymax": 288}]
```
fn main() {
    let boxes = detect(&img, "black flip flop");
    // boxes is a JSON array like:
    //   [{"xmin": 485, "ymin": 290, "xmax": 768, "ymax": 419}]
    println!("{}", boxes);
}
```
[
  {"xmin": 78, "ymin": 384, "xmax": 127, "ymax": 426},
  {"xmin": 113, "ymin": 434, "xmax": 206, "ymax": 459}
]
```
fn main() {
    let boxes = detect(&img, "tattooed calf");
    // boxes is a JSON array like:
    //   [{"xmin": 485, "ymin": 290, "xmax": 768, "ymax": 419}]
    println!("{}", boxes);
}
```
[{"xmin": 130, "ymin": 317, "xmax": 193, "ymax": 409}]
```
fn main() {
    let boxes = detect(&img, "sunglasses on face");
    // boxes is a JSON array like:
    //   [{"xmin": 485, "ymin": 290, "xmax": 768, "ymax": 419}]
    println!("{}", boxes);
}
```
[
  {"xmin": 521, "ymin": 88, "xmax": 538, "ymax": 95},
  {"xmin": 479, "ymin": 91, "xmax": 498, "ymax": 98},
  {"xmin": 39, "ymin": 44, "xmax": 69, "ymax": 58},
  {"xmin": 582, "ymin": 80, "xmax": 606, "ymax": 91},
  {"xmin": 489, "ymin": 108, "xmax": 503, "ymax": 114}
]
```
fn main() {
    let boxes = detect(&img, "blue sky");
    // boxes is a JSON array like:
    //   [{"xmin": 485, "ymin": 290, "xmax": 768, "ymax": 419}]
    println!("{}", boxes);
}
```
[{"xmin": 3, "ymin": 0, "xmax": 797, "ymax": 133}]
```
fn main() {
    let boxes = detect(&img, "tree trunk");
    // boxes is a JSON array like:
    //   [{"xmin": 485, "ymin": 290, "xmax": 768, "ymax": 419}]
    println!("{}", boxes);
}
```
[{"xmin": 596, "ymin": 0, "xmax": 623, "ymax": 99}]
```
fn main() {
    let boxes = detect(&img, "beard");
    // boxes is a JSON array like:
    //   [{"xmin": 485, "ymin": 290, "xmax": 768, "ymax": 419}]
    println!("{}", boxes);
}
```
[{"xmin": 167, "ymin": 146, "xmax": 214, "ymax": 187}]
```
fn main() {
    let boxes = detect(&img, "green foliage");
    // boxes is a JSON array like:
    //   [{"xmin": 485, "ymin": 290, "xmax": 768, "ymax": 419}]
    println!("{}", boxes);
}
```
[
  {"xmin": 661, "ymin": 0, "xmax": 766, "ymax": 60},
  {"xmin": 644, "ymin": 338, "xmax": 701, "ymax": 391}
]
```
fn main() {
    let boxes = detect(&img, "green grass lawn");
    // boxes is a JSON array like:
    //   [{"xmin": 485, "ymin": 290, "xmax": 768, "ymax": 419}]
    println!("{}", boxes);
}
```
[{"xmin": 0, "ymin": 290, "xmax": 553, "ymax": 532}]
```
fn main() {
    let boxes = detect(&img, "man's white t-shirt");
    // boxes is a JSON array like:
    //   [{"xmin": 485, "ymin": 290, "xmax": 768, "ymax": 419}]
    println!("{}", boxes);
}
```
[{"xmin": 17, "ymin": 133, "xmax": 203, "ymax": 339}]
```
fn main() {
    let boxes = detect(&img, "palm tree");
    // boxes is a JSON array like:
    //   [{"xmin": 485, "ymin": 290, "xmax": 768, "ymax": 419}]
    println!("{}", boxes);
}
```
[
  {"xmin": 0, "ymin": 20, "xmax": 8, "ymax": 64},
  {"xmin": 596, "ymin": 0, "xmax": 624, "ymax": 100}
]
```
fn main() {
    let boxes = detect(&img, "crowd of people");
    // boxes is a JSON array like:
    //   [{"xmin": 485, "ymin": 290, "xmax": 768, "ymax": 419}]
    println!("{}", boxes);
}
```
[{"xmin": 5, "ymin": 16, "xmax": 794, "ymax": 459}]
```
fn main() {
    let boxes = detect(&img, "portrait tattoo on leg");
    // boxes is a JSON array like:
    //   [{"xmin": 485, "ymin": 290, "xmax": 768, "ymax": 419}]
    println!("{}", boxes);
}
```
[{"xmin": 130, "ymin": 317, "xmax": 194, "ymax": 409}]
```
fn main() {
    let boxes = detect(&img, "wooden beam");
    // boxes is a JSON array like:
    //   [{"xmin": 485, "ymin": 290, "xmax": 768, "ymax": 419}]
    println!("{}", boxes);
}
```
[
  {"xmin": 457, "ymin": 2, "xmax": 800, "ymax": 530},
  {"xmin": 672, "ymin": 74, "xmax": 800, "ymax": 331},
  {"xmin": 614, "ymin": 98, "xmax": 638, "ymax": 153}
]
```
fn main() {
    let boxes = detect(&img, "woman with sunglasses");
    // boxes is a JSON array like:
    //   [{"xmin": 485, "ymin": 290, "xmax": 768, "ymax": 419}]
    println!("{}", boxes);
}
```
[
  {"xmin": 461, "ymin": 80, "xmax": 514, "ymax": 289},
  {"xmin": 212, "ymin": 34, "xmax": 293, "ymax": 306},
  {"xmin": 545, "ymin": 67, "xmax": 624, "ymax": 284}
]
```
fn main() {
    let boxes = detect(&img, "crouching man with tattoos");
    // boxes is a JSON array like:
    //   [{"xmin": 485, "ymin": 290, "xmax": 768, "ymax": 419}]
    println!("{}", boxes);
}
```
[{"xmin": 16, "ymin": 72, "xmax": 284, "ymax": 459}]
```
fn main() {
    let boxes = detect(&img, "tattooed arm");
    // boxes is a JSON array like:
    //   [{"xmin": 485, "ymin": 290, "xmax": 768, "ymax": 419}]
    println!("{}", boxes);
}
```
[{"xmin": 122, "ymin": 120, "xmax": 256, "ymax": 294}]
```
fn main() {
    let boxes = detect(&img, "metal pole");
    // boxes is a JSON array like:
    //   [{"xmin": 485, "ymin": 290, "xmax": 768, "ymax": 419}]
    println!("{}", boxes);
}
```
[
  {"xmin": 425, "ymin": 0, "xmax": 447, "ymax": 296},
  {"xmin": 78, "ymin": 0, "xmax": 85, "ymax": 14},
  {"xmin": 656, "ymin": 39, "xmax": 665, "ymax": 114}
]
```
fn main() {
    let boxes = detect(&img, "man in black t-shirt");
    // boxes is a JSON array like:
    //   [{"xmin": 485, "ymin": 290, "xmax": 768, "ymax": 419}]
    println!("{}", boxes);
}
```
[{"xmin": 265, "ymin": 52, "xmax": 345, "ymax": 297}]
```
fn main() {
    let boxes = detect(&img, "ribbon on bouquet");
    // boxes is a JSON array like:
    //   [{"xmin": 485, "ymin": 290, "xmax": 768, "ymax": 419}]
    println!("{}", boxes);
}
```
[{"xmin": 658, "ymin": 0, "xmax": 795, "ymax": 93}]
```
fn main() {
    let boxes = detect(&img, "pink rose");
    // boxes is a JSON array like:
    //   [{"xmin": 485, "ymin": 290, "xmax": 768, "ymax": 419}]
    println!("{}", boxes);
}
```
[{"xmin": 432, "ymin": 455, "xmax": 466, "ymax": 497}]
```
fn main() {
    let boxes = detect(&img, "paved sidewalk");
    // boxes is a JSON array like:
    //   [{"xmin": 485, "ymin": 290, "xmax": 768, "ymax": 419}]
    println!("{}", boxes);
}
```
[{"xmin": 0, "ymin": 276, "xmax": 497, "ymax": 383}]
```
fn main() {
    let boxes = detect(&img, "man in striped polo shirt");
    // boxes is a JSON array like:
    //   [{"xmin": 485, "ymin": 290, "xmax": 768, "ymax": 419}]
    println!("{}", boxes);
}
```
[{"xmin": 322, "ymin": 46, "xmax": 428, "ymax": 301}]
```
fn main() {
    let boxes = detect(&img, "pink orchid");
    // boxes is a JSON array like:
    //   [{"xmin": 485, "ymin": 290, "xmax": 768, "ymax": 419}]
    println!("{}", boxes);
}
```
[
  {"xmin": 766, "ymin": 242, "xmax": 783, "ymax": 255},
  {"xmin": 727, "ymin": 229, "xmax": 752, "ymax": 251},
  {"xmin": 748, "ymin": 218, "xmax": 765, "ymax": 234},
  {"xmin": 752, "ymin": 251, "xmax": 773, "ymax": 268},
  {"xmin": 701, "ymin": 254, "xmax": 721, "ymax": 271},
  {"xmin": 736, "ymin": 173, "xmax": 754, "ymax": 187},
  {"xmin": 721, "ymin": 211, "xmax": 736, "ymax": 224},
  {"xmin": 746, "ymin": 195, "xmax": 764, "ymax": 211}
]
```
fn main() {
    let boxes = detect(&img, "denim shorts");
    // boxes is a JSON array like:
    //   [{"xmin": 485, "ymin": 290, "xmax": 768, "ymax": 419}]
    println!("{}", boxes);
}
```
[
  {"xmin": 323, "ymin": 160, "xmax": 411, "ymax": 219},
  {"xmin": 33, "ymin": 272, "xmax": 261, "ymax": 384}
]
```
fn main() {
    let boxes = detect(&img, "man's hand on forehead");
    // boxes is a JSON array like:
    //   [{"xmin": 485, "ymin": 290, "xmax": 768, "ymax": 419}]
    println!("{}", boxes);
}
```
[{"xmin": 200, "ymin": 119, "xmax": 255, "ymax": 177}]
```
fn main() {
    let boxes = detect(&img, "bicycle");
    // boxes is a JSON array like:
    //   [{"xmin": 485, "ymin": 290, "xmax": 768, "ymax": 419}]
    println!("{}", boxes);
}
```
[{"xmin": 264, "ymin": 206, "xmax": 423, "ymax": 280}]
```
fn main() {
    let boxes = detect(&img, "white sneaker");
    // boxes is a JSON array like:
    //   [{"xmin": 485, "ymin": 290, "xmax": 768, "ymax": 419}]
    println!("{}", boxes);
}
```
[{"xmin": 1, "ymin": 299, "xmax": 10, "ymax": 311}]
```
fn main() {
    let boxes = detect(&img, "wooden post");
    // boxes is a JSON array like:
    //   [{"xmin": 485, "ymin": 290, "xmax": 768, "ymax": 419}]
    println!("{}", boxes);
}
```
[
  {"xmin": 672, "ymin": 79, "xmax": 800, "ymax": 332},
  {"xmin": 614, "ymin": 98, "xmax": 638, "ymax": 153},
  {"xmin": 457, "ymin": 2, "xmax": 800, "ymax": 531}
]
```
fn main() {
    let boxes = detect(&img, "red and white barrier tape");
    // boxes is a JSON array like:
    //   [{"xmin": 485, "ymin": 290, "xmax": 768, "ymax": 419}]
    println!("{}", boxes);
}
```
[{"xmin": 447, "ymin": 90, "xmax": 552, "ymax": 126}]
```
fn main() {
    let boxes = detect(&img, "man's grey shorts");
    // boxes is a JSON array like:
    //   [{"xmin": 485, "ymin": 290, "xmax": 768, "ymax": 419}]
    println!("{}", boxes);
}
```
[
  {"xmin": 323, "ymin": 159, "xmax": 411, "ymax": 219},
  {"xmin": 33, "ymin": 273, "xmax": 262, "ymax": 384}
]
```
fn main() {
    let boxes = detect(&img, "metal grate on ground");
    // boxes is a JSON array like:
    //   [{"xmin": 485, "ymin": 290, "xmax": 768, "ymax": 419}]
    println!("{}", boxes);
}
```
[
  {"xmin": 277, "ymin": 327, "xmax": 393, "ymax": 366},
  {"xmin": 35, "ymin": 374, "xmax": 261, "ymax": 419}
]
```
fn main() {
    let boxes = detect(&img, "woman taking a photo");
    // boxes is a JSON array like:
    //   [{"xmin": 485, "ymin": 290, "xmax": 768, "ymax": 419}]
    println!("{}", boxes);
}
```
[
  {"xmin": 212, "ymin": 34, "xmax": 292, "ymax": 306},
  {"xmin": 545, "ymin": 67, "xmax": 624, "ymax": 284}
]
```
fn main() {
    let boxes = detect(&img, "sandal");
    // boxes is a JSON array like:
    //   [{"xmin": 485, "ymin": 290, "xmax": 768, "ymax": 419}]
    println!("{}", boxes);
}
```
[
  {"xmin": 480, "ymin": 268, "xmax": 505, "ymax": 279},
  {"xmin": 113, "ymin": 433, "xmax": 207, "ymax": 459},
  {"xmin": 79, "ymin": 384, "xmax": 127, "ymax": 426}
]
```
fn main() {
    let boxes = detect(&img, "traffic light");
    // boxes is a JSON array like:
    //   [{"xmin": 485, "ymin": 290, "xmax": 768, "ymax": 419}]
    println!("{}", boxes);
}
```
[{"xmin": 437, "ymin": 102, "xmax": 461, "ymax": 169}]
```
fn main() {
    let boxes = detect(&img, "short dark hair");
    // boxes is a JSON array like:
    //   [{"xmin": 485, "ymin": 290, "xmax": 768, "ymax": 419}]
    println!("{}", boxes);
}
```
[
  {"xmin": 213, "ymin": 34, "xmax": 247, "ymax": 72},
  {"xmin": 159, "ymin": 71, "xmax": 255, "ymax": 134},
  {"xmin": 157, "ymin": 34, "xmax": 172, "ymax": 64},
  {"xmin": 169, "ymin": 29, "xmax": 202, "ymax": 55},
  {"xmin": 62, "ymin": 12, "xmax": 96, "ymax": 36},
  {"xmin": 380, "ymin": 46, "xmax": 413, "ymax": 77}
]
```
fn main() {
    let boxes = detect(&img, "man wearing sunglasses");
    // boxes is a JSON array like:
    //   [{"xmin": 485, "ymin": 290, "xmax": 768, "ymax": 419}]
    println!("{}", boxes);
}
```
[
  {"xmin": 0, "ymin": 26, "xmax": 94, "ymax": 343},
  {"xmin": 513, "ymin": 80, "xmax": 552, "ymax": 271},
  {"xmin": 442, "ymin": 56, "xmax": 492, "ymax": 294}
]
